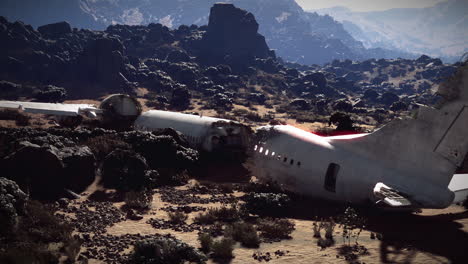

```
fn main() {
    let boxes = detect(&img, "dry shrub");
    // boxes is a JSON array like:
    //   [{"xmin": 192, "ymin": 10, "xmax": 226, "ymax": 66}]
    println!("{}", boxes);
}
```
[
  {"xmin": 210, "ymin": 238, "xmax": 235, "ymax": 260},
  {"xmin": 198, "ymin": 233, "xmax": 213, "ymax": 253},
  {"xmin": 257, "ymin": 218, "xmax": 295, "ymax": 240},
  {"xmin": 194, "ymin": 205, "xmax": 241, "ymax": 224},
  {"xmin": 225, "ymin": 222, "xmax": 260, "ymax": 248},
  {"xmin": 125, "ymin": 189, "xmax": 153, "ymax": 209},
  {"xmin": 168, "ymin": 211, "xmax": 188, "ymax": 224}
]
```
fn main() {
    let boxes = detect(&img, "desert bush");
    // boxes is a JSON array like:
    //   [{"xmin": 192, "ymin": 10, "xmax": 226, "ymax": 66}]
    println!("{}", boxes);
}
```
[
  {"xmin": 312, "ymin": 222, "xmax": 322, "ymax": 238},
  {"xmin": 340, "ymin": 207, "xmax": 366, "ymax": 245},
  {"xmin": 194, "ymin": 205, "xmax": 241, "ymax": 224},
  {"xmin": 125, "ymin": 189, "xmax": 153, "ymax": 209},
  {"xmin": 324, "ymin": 220, "xmax": 336, "ymax": 239},
  {"xmin": 225, "ymin": 222, "xmax": 260, "ymax": 248},
  {"xmin": 244, "ymin": 193, "xmax": 291, "ymax": 216},
  {"xmin": 198, "ymin": 233, "xmax": 213, "ymax": 253},
  {"xmin": 168, "ymin": 211, "xmax": 188, "ymax": 224},
  {"xmin": 257, "ymin": 218, "xmax": 295, "ymax": 240},
  {"xmin": 0, "ymin": 200, "xmax": 80, "ymax": 263},
  {"xmin": 210, "ymin": 205, "xmax": 241, "ymax": 222},
  {"xmin": 210, "ymin": 238, "xmax": 235, "ymax": 260},
  {"xmin": 194, "ymin": 212, "xmax": 217, "ymax": 225},
  {"xmin": 130, "ymin": 235, "xmax": 207, "ymax": 264}
]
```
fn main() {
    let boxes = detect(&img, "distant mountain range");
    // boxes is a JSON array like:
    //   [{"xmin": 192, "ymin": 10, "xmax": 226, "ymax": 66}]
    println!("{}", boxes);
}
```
[
  {"xmin": 314, "ymin": 0, "xmax": 468, "ymax": 63},
  {"xmin": 0, "ymin": 0, "xmax": 416, "ymax": 65}
]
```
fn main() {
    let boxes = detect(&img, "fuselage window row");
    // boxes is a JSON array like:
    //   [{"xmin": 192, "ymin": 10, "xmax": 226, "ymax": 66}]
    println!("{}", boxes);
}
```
[{"xmin": 253, "ymin": 145, "xmax": 301, "ymax": 168}]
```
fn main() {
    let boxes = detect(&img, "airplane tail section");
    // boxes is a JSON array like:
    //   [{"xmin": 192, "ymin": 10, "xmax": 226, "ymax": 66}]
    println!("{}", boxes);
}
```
[{"xmin": 341, "ymin": 62, "xmax": 468, "ymax": 187}]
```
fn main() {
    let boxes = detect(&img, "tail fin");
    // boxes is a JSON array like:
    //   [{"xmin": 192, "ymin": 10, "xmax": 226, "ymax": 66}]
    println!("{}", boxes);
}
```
[{"xmin": 346, "ymin": 62, "xmax": 468, "ymax": 187}]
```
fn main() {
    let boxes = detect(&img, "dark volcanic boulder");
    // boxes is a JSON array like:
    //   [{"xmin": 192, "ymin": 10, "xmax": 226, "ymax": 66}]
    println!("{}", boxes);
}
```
[
  {"xmin": 77, "ymin": 37, "xmax": 129, "ymax": 94},
  {"xmin": 58, "ymin": 146, "xmax": 96, "ymax": 193},
  {"xmin": 37, "ymin": 21, "xmax": 72, "ymax": 38},
  {"xmin": 333, "ymin": 99, "xmax": 353, "ymax": 112},
  {"xmin": 4, "ymin": 142, "xmax": 65, "ymax": 200},
  {"xmin": 289, "ymin": 99, "xmax": 310, "ymax": 110},
  {"xmin": 34, "ymin": 85, "xmax": 67, "ymax": 102},
  {"xmin": 170, "ymin": 86, "xmax": 191, "ymax": 110},
  {"xmin": 101, "ymin": 149, "xmax": 154, "ymax": 191},
  {"xmin": 380, "ymin": 92, "xmax": 399, "ymax": 106},
  {"xmin": 304, "ymin": 72, "xmax": 327, "ymax": 88},
  {"xmin": 200, "ymin": 3, "xmax": 275, "ymax": 70},
  {"xmin": 0, "ymin": 177, "xmax": 28, "ymax": 236},
  {"xmin": 166, "ymin": 50, "xmax": 191, "ymax": 63}
]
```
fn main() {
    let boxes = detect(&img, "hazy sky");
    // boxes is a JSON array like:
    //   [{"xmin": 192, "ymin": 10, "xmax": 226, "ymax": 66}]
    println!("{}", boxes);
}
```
[{"xmin": 295, "ymin": 0, "xmax": 446, "ymax": 12}]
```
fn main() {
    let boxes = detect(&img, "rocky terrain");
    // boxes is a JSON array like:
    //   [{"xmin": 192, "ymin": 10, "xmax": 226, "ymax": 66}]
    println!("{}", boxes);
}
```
[
  {"xmin": 0, "ymin": 3, "xmax": 459, "ymax": 133},
  {"xmin": 1, "ymin": 2, "xmax": 468, "ymax": 264},
  {"xmin": 1, "ymin": 0, "xmax": 416, "ymax": 65}
]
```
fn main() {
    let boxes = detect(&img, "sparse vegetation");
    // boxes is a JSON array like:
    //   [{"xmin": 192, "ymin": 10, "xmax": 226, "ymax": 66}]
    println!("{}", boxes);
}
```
[
  {"xmin": 130, "ymin": 235, "xmax": 207, "ymax": 264},
  {"xmin": 198, "ymin": 233, "xmax": 213, "ymax": 253},
  {"xmin": 0, "ymin": 200, "xmax": 81, "ymax": 263},
  {"xmin": 340, "ymin": 207, "xmax": 366, "ymax": 245},
  {"xmin": 225, "ymin": 222, "xmax": 260, "ymax": 248},
  {"xmin": 210, "ymin": 237, "xmax": 235, "ymax": 260},
  {"xmin": 168, "ymin": 211, "xmax": 188, "ymax": 224},
  {"xmin": 257, "ymin": 218, "xmax": 295, "ymax": 240},
  {"xmin": 313, "ymin": 219, "xmax": 336, "ymax": 249},
  {"xmin": 125, "ymin": 189, "xmax": 153, "ymax": 209},
  {"xmin": 194, "ymin": 211, "xmax": 217, "ymax": 225},
  {"xmin": 194, "ymin": 204, "xmax": 242, "ymax": 224}
]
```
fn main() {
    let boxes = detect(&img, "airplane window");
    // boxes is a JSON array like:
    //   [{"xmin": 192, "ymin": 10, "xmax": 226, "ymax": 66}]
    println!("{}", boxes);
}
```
[
  {"xmin": 324, "ymin": 163, "xmax": 340, "ymax": 193},
  {"xmin": 283, "ymin": 157, "xmax": 287, "ymax": 162},
  {"xmin": 265, "ymin": 149, "xmax": 269, "ymax": 155},
  {"xmin": 297, "ymin": 161, "xmax": 301, "ymax": 167},
  {"xmin": 259, "ymin": 147, "xmax": 264, "ymax": 153},
  {"xmin": 290, "ymin": 159, "xmax": 294, "ymax": 165},
  {"xmin": 271, "ymin": 152, "xmax": 275, "ymax": 156},
  {"xmin": 254, "ymin": 145, "xmax": 258, "ymax": 151}
]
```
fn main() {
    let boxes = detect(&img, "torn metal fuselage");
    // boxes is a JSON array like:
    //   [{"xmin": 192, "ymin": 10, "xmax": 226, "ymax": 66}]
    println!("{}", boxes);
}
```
[{"xmin": 134, "ymin": 110, "xmax": 253, "ymax": 161}]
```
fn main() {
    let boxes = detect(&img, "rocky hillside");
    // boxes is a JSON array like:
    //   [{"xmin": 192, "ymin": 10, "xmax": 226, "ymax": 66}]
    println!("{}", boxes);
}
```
[
  {"xmin": 0, "ymin": 2, "xmax": 460, "ymax": 138},
  {"xmin": 0, "ymin": 0, "xmax": 414, "ymax": 65},
  {"xmin": 315, "ymin": 0, "xmax": 468, "ymax": 62}
]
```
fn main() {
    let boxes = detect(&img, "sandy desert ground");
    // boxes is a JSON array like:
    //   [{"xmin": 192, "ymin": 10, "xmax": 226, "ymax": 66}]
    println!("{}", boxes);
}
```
[{"xmin": 64, "ymin": 177, "xmax": 468, "ymax": 264}]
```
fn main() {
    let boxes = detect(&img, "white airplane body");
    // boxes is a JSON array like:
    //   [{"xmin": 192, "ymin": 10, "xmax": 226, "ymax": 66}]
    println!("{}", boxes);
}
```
[{"xmin": 1, "ymin": 63, "xmax": 467, "ymax": 210}]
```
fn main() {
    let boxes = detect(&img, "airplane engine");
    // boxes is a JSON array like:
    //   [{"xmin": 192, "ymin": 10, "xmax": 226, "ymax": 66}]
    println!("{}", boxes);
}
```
[{"xmin": 99, "ymin": 94, "xmax": 142, "ymax": 129}]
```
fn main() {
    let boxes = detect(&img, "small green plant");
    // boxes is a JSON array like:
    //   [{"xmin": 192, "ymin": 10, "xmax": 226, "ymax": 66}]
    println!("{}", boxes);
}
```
[
  {"xmin": 211, "ymin": 238, "xmax": 235, "ymax": 260},
  {"xmin": 257, "ymin": 218, "xmax": 295, "ymax": 240},
  {"xmin": 198, "ymin": 233, "xmax": 213, "ymax": 253},
  {"xmin": 168, "ymin": 211, "xmax": 188, "ymax": 224}
]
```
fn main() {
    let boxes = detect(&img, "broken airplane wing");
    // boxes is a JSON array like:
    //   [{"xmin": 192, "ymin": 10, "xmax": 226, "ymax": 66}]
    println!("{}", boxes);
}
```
[{"xmin": 0, "ymin": 100, "xmax": 101, "ymax": 117}]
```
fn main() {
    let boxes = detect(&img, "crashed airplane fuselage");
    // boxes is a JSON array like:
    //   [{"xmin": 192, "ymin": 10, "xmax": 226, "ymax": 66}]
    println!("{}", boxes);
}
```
[{"xmin": 1, "ymin": 64, "xmax": 467, "ymax": 210}]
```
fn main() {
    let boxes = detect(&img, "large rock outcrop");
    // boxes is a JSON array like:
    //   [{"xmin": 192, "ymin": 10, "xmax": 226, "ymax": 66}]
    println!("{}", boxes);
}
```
[{"xmin": 199, "ymin": 3, "xmax": 275, "ymax": 71}]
